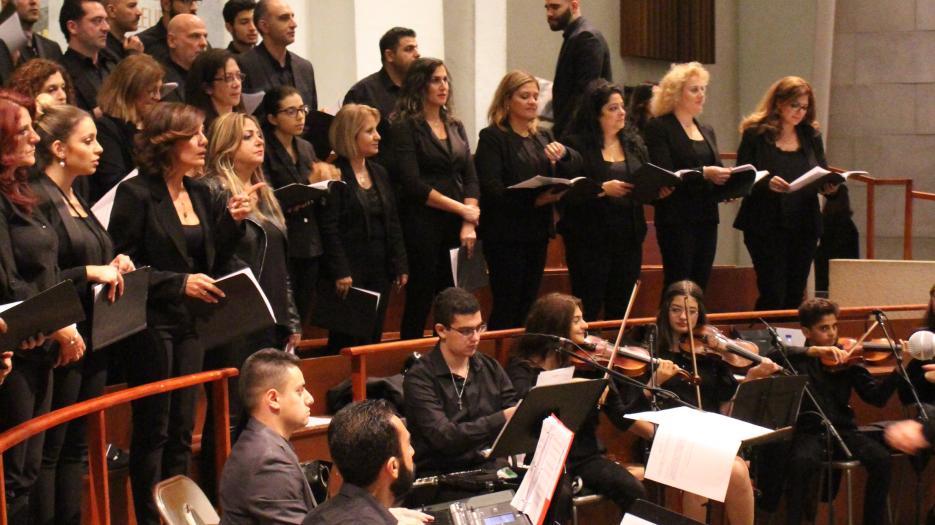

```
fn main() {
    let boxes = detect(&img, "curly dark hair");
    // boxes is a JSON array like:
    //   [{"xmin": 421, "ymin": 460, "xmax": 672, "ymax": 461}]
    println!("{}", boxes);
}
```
[
  {"xmin": 0, "ymin": 89, "xmax": 38, "ymax": 212},
  {"xmin": 391, "ymin": 57, "xmax": 455, "ymax": 124},
  {"xmin": 7, "ymin": 58, "xmax": 76, "ymax": 105},
  {"xmin": 135, "ymin": 102, "xmax": 205, "ymax": 179},
  {"xmin": 566, "ymin": 79, "xmax": 646, "ymax": 155}
]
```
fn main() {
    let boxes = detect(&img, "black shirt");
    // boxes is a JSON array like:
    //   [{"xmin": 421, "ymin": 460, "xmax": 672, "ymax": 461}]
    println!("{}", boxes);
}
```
[
  {"xmin": 256, "ymin": 42, "xmax": 295, "ymax": 88},
  {"xmin": 138, "ymin": 21, "xmax": 170, "ymax": 64},
  {"xmin": 61, "ymin": 48, "xmax": 115, "ymax": 111},
  {"xmin": 403, "ymin": 346, "xmax": 517, "ymax": 475},
  {"xmin": 691, "ymin": 139, "xmax": 716, "ymax": 167},
  {"xmin": 302, "ymin": 483, "xmax": 396, "ymax": 525},
  {"xmin": 104, "ymin": 32, "xmax": 128, "ymax": 62},
  {"xmin": 161, "ymin": 59, "xmax": 189, "ymax": 103},
  {"xmin": 343, "ymin": 68, "xmax": 400, "ymax": 133},
  {"xmin": 656, "ymin": 344, "xmax": 738, "ymax": 412}
]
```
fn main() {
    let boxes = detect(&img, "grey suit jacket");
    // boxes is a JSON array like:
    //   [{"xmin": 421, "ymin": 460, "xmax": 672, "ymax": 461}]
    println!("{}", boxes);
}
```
[{"xmin": 219, "ymin": 418, "xmax": 316, "ymax": 524}]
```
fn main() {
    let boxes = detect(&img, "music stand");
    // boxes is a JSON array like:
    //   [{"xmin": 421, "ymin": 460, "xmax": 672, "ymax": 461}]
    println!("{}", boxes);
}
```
[
  {"xmin": 487, "ymin": 379, "xmax": 607, "ymax": 458},
  {"xmin": 730, "ymin": 375, "xmax": 808, "ymax": 446},
  {"xmin": 623, "ymin": 499, "xmax": 704, "ymax": 524}
]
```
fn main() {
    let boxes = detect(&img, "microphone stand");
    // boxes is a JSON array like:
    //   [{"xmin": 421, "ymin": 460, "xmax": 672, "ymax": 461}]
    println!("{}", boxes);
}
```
[
  {"xmin": 759, "ymin": 320, "xmax": 853, "ymax": 460},
  {"xmin": 645, "ymin": 325, "xmax": 661, "ymax": 412},
  {"xmin": 873, "ymin": 310, "xmax": 929, "ymax": 422}
]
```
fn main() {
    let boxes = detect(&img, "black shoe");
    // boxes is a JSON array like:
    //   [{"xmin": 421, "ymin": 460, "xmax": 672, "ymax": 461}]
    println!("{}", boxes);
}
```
[{"xmin": 106, "ymin": 444, "xmax": 130, "ymax": 470}]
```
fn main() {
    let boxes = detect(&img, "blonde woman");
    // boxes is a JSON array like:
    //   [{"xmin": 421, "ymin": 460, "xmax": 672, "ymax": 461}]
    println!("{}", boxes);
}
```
[{"xmin": 644, "ymin": 62, "xmax": 731, "ymax": 291}]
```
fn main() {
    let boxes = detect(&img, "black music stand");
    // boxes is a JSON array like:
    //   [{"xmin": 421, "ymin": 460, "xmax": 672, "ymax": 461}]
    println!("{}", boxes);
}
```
[
  {"xmin": 730, "ymin": 375, "xmax": 808, "ymax": 446},
  {"xmin": 624, "ymin": 499, "xmax": 704, "ymax": 524}
]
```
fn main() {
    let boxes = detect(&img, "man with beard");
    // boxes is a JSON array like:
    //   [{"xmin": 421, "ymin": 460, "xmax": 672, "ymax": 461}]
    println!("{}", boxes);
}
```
[
  {"xmin": 138, "ymin": 0, "xmax": 199, "ymax": 64},
  {"xmin": 102, "ymin": 0, "xmax": 143, "ymax": 61},
  {"xmin": 303, "ymin": 400, "xmax": 429, "ymax": 525},
  {"xmin": 0, "ymin": 0, "xmax": 63, "ymax": 84},
  {"xmin": 223, "ymin": 0, "xmax": 258, "ymax": 54},
  {"xmin": 60, "ymin": 0, "xmax": 115, "ymax": 112},
  {"xmin": 219, "ymin": 349, "xmax": 317, "ymax": 525},
  {"xmin": 545, "ymin": 0, "xmax": 611, "ymax": 138}
]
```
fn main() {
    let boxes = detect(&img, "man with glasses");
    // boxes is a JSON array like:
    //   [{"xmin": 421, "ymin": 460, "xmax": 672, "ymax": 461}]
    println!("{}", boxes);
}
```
[
  {"xmin": 160, "ymin": 13, "xmax": 208, "ymax": 103},
  {"xmin": 139, "ymin": 0, "xmax": 199, "ymax": 64},
  {"xmin": 0, "ymin": 0, "xmax": 63, "ymax": 84},
  {"xmin": 59, "ymin": 0, "xmax": 115, "ymax": 113},
  {"xmin": 403, "ymin": 287, "xmax": 518, "ymax": 503}
]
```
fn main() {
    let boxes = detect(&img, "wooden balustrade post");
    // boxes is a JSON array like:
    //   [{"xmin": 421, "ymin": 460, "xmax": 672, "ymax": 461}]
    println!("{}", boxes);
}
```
[
  {"xmin": 86, "ymin": 410, "xmax": 110, "ymax": 525},
  {"xmin": 210, "ymin": 377, "xmax": 232, "ymax": 500},
  {"xmin": 1, "ymin": 456, "xmax": 6, "ymax": 525},
  {"xmin": 866, "ymin": 183, "xmax": 876, "ymax": 259},
  {"xmin": 351, "ymin": 355, "xmax": 367, "ymax": 402},
  {"xmin": 904, "ymin": 180, "xmax": 914, "ymax": 260}
]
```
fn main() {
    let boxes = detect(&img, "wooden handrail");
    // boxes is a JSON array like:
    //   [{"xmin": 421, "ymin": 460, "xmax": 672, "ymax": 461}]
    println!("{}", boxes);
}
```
[{"xmin": 0, "ymin": 367, "xmax": 238, "ymax": 525}]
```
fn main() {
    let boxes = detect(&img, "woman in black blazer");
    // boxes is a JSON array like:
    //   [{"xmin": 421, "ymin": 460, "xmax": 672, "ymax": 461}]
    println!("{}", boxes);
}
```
[
  {"xmin": 644, "ymin": 62, "xmax": 732, "ymax": 290},
  {"xmin": 561, "ymin": 81, "xmax": 651, "ymax": 320},
  {"xmin": 0, "ymin": 90, "xmax": 85, "ymax": 523},
  {"xmin": 475, "ymin": 70, "xmax": 580, "ymax": 329},
  {"xmin": 320, "ymin": 104, "xmax": 408, "ymax": 351},
  {"xmin": 390, "ymin": 58, "xmax": 480, "ymax": 339},
  {"xmin": 31, "ymin": 104, "xmax": 136, "ymax": 525},
  {"xmin": 92, "ymin": 54, "xmax": 164, "ymax": 203},
  {"xmin": 108, "ymin": 102, "xmax": 252, "ymax": 525},
  {"xmin": 261, "ymin": 85, "xmax": 338, "ymax": 323},
  {"xmin": 734, "ymin": 77, "xmax": 830, "ymax": 310}
]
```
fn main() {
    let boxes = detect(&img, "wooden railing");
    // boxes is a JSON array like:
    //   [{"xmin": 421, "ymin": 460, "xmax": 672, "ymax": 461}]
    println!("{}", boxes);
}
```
[
  {"xmin": 0, "ymin": 368, "xmax": 238, "ymax": 525},
  {"xmin": 342, "ymin": 304, "xmax": 926, "ymax": 401}
]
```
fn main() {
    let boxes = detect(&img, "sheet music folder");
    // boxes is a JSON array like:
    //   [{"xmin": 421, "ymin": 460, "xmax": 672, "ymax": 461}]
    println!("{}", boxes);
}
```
[
  {"xmin": 91, "ymin": 267, "xmax": 150, "ymax": 349},
  {"xmin": 730, "ymin": 375, "xmax": 808, "ymax": 447},
  {"xmin": 184, "ymin": 268, "xmax": 276, "ymax": 350},
  {"xmin": 488, "ymin": 379, "xmax": 606, "ymax": 458},
  {"xmin": 0, "ymin": 280, "xmax": 85, "ymax": 349}
]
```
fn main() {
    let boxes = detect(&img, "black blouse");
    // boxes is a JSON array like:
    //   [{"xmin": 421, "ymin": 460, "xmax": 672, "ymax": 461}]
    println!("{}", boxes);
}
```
[{"xmin": 656, "ymin": 344, "xmax": 738, "ymax": 412}]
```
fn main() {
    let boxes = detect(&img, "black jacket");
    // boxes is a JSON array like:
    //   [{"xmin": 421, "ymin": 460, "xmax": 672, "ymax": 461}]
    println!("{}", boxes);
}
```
[
  {"xmin": 60, "ymin": 48, "xmax": 115, "ymax": 112},
  {"xmin": 92, "ymin": 114, "xmax": 138, "ymax": 203},
  {"xmin": 474, "ymin": 125, "xmax": 581, "ymax": 243},
  {"xmin": 0, "ymin": 34, "xmax": 62, "ymax": 84},
  {"xmin": 733, "ymin": 126, "xmax": 827, "ymax": 236},
  {"xmin": 107, "ymin": 173, "xmax": 243, "ymax": 327},
  {"xmin": 319, "ymin": 157, "xmax": 407, "ymax": 281},
  {"xmin": 238, "ymin": 42, "xmax": 317, "ymax": 115},
  {"xmin": 552, "ymin": 16, "xmax": 612, "ymax": 137},
  {"xmin": 138, "ymin": 21, "xmax": 170, "ymax": 64},
  {"xmin": 560, "ymin": 132, "xmax": 648, "ymax": 240},
  {"xmin": 262, "ymin": 134, "xmax": 323, "ymax": 259},
  {"xmin": 0, "ymin": 193, "xmax": 60, "ymax": 302},
  {"xmin": 643, "ymin": 113, "xmax": 722, "ymax": 226}
]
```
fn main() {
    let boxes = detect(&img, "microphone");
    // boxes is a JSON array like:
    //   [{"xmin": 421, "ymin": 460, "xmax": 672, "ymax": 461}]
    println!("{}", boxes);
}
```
[
  {"xmin": 908, "ymin": 331, "xmax": 935, "ymax": 361},
  {"xmin": 524, "ymin": 333, "xmax": 589, "ymax": 351}
]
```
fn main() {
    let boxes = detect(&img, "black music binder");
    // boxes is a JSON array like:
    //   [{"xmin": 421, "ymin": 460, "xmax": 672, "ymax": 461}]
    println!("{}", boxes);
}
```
[
  {"xmin": 184, "ymin": 268, "xmax": 276, "ymax": 350},
  {"xmin": 91, "ymin": 267, "xmax": 150, "ymax": 349},
  {"xmin": 488, "ymin": 378, "xmax": 607, "ymax": 458},
  {"xmin": 0, "ymin": 280, "xmax": 84, "ymax": 349},
  {"xmin": 450, "ymin": 240, "xmax": 489, "ymax": 292},
  {"xmin": 304, "ymin": 110, "xmax": 335, "ymax": 159},
  {"xmin": 730, "ymin": 375, "xmax": 808, "ymax": 446},
  {"xmin": 624, "ymin": 499, "xmax": 704, "ymax": 524},
  {"xmin": 273, "ymin": 181, "xmax": 333, "ymax": 210},
  {"xmin": 623, "ymin": 163, "xmax": 699, "ymax": 204},
  {"xmin": 311, "ymin": 285, "xmax": 380, "ymax": 339}
]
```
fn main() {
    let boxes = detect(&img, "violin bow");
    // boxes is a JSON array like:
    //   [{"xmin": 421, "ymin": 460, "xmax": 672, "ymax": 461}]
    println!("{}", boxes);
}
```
[
  {"xmin": 682, "ymin": 293, "xmax": 704, "ymax": 409},
  {"xmin": 599, "ymin": 280, "xmax": 641, "ymax": 407},
  {"xmin": 843, "ymin": 320, "xmax": 880, "ymax": 361}
]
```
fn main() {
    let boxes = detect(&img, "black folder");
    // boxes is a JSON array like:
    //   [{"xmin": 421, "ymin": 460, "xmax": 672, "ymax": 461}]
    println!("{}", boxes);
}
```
[
  {"xmin": 0, "ymin": 280, "xmax": 85, "ymax": 349},
  {"xmin": 730, "ymin": 375, "xmax": 808, "ymax": 446},
  {"xmin": 303, "ymin": 110, "xmax": 335, "ymax": 159},
  {"xmin": 713, "ymin": 165, "xmax": 759, "ymax": 202},
  {"xmin": 184, "ymin": 269, "xmax": 276, "ymax": 350},
  {"xmin": 273, "ymin": 181, "xmax": 332, "ymax": 210},
  {"xmin": 91, "ymin": 267, "xmax": 150, "ymax": 350},
  {"xmin": 625, "ymin": 499, "xmax": 704, "ymax": 524},
  {"xmin": 623, "ymin": 163, "xmax": 698, "ymax": 204},
  {"xmin": 556, "ymin": 177, "xmax": 603, "ymax": 206},
  {"xmin": 450, "ymin": 240, "xmax": 489, "ymax": 292},
  {"xmin": 311, "ymin": 285, "xmax": 380, "ymax": 339},
  {"xmin": 488, "ymin": 378, "xmax": 607, "ymax": 458}
]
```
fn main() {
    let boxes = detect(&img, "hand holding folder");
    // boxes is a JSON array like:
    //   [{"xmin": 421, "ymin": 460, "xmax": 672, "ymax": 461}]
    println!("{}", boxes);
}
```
[
  {"xmin": 0, "ymin": 281, "xmax": 85, "ymax": 350},
  {"xmin": 184, "ymin": 268, "xmax": 276, "ymax": 350}
]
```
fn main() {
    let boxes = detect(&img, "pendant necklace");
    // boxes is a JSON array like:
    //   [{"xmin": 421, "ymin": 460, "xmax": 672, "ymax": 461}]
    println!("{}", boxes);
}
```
[{"xmin": 450, "ymin": 373, "xmax": 466, "ymax": 411}]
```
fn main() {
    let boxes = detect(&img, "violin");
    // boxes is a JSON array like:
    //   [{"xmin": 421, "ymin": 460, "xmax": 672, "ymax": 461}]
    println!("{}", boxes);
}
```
[
  {"xmin": 819, "ymin": 337, "xmax": 905, "ymax": 369},
  {"xmin": 678, "ymin": 325, "xmax": 765, "ymax": 369},
  {"xmin": 581, "ymin": 335, "xmax": 696, "ymax": 383}
]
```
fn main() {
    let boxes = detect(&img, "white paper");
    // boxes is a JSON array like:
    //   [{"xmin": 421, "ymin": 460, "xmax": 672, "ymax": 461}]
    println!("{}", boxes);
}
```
[
  {"xmin": 754, "ymin": 170, "xmax": 771, "ymax": 184},
  {"xmin": 91, "ymin": 169, "xmax": 138, "ymax": 229},
  {"xmin": 535, "ymin": 366, "xmax": 575, "ymax": 387},
  {"xmin": 0, "ymin": 301, "xmax": 23, "ymax": 314},
  {"xmin": 620, "ymin": 515, "xmax": 657, "ymax": 525},
  {"xmin": 730, "ymin": 164, "xmax": 756, "ymax": 174},
  {"xmin": 214, "ymin": 267, "xmax": 277, "ymax": 323},
  {"xmin": 449, "ymin": 247, "xmax": 460, "ymax": 287},
  {"xmin": 305, "ymin": 416, "xmax": 331, "ymax": 428},
  {"xmin": 351, "ymin": 286, "xmax": 381, "ymax": 310},
  {"xmin": 241, "ymin": 91, "xmax": 265, "ymax": 114},
  {"xmin": 508, "ymin": 175, "xmax": 584, "ymax": 190},
  {"xmin": 536, "ymin": 77, "xmax": 553, "ymax": 119},
  {"xmin": 512, "ymin": 415, "xmax": 574, "ymax": 525},
  {"xmin": 160, "ymin": 82, "xmax": 179, "ymax": 99},
  {"xmin": 0, "ymin": 12, "xmax": 27, "ymax": 53}
]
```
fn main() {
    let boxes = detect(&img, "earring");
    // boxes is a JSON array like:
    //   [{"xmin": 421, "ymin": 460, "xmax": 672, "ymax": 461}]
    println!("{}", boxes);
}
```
[{"xmin": 58, "ymin": 158, "xmax": 65, "ymax": 168}]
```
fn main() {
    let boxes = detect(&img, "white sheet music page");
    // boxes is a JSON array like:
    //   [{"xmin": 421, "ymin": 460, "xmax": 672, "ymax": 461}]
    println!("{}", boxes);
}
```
[
  {"xmin": 534, "ymin": 366, "xmax": 575, "ymax": 387},
  {"xmin": 620, "ymin": 515, "xmax": 657, "ymax": 525},
  {"xmin": 511, "ymin": 415, "xmax": 574, "ymax": 525}
]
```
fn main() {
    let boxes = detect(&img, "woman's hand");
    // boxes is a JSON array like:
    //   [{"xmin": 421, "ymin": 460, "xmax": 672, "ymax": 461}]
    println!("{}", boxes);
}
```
[
  {"xmin": 109, "ymin": 254, "xmax": 136, "ymax": 273},
  {"xmin": 395, "ymin": 274, "xmax": 409, "ymax": 290},
  {"xmin": 657, "ymin": 186, "xmax": 675, "ymax": 200},
  {"xmin": 228, "ymin": 182, "xmax": 265, "ymax": 222},
  {"xmin": 0, "ymin": 351, "xmax": 12, "ymax": 384},
  {"xmin": 460, "ymin": 203, "xmax": 480, "ymax": 225},
  {"xmin": 885, "ymin": 420, "xmax": 930, "ymax": 455},
  {"xmin": 768, "ymin": 176, "xmax": 791, "ymax": 193},
  {"xmin": 335, "ymin": 276, "xmax": 353, "ymax": 298},
  {"xmin": 284, "ymin": 332, "xmax": 302, "ymax": 354},
  {"xmin": 534, "ymin": 187, "xmax": 567, "ymax": 207},
  {"xmin": 184, "ymin": 274, "xmax": 224, "ymax": 303},
  {"xmin": 807, "ymin": 345, "xmax": 848, "ymax": 365},
  {"xmin": 309, "ymin": 162, "xmax": 341, "ymax": 183},
  {"xmin": 87, "ymin": 265, "xmax": 125, "ymax": 302},
  {"xmin": 460, "ymin": 222, "xmax": 477, "ymax": 257},
  {"xmin": 653, "ymin": 359, "xmax": 681, "ymax": 385},
  {"xmin": 601, "ymin": 179, "xmax": 633, "ymax": 198},
  {"xmin": 52, "ymin": 326, "xmax": 85, "ymax": 367},
  {"xmin": 543, "ymin": 142, "xmax": 566, "ymax": 163},
  {"xmin": 703, "ymin": 166, "xmax": 731, "ymax": 185},
  {"xmin": 745, "ymin": 357, "xmax": 783, "ymax": 380}
]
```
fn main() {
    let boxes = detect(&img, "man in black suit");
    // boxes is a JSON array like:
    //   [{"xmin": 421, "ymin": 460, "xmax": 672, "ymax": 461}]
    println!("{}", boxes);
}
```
[
  {"xmin": 219, "ymin": 349, "xmax": 316, "ymax": 525},
  {"xmin": 59, "ymin": 0, "xmax": 115, "ymax": 112},
  {"xmin": 344, "ymin": 27, "xmax": 419, "ymax": 131},
  {"xmin": 137, "ymin": 0, "xmax": 199, "ymax": 64},
  {"xmin": 238, "ymin": 0, "xmax": 317, "ymax": 118},
  {"xmin": 101, "ymin": 0, "xmax": 143, "ymax": 61},
  {"xmin": 0, "ymin": 0, "xmax": 63, "ymax": 84},
  {"xmin": 223, "ymin": 0, "xmax": 258, "ymax": 54},
  {"xmin": 159, "ymin": 13, "xmax": 207, "ymax": 103},
  {"xmin": 546, "ymin": 0, "xmax": 611, "ymax": 137}
]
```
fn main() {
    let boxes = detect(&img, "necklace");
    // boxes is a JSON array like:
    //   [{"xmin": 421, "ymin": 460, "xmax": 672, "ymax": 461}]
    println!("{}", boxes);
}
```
[{"xmin": 450, "ymin": 373, "xmax": 467, "ymax": 411}]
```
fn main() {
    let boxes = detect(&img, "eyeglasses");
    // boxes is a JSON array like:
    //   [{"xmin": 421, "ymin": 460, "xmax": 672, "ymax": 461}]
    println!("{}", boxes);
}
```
[
  {"xmin": 789, "ymin": 101, "xmax": 809, "ymax": 112},
  {"xmin": 276, "ymin": 105, "xmax": 310, "ymax": 118},
  {"xmin": 447, "ymin": 323, "xmax": 487, "ymax": 338},
  {"xmin": 213, "ymin": 72, "xmax": 246, "ymax": 84}
]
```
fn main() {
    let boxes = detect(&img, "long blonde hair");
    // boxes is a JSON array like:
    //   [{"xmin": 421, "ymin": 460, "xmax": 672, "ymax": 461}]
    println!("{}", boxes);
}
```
[
  {"xmin": 204, "ymin": 112, "xmax": 284, "ymax": 229},
  {"xmin": 487, "ymin": 70, "xmax": 539, "ymax": 134},
  {"xmin": 738, "ymin": 76, "xmax": 818, "ymax": 140},
  {"xmin": 649, "ymin": 61, "xmax": 709, "ymax": 117}
]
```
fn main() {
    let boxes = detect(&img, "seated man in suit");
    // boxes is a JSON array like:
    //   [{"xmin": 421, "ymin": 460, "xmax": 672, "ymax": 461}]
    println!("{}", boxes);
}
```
[
  {"xmin": 304, "ymin": 400, "xmax": 429, "ymax": 525},
  {"xmin": 219, "ymin": 348, "xmax": 316, "ymax": 525}
]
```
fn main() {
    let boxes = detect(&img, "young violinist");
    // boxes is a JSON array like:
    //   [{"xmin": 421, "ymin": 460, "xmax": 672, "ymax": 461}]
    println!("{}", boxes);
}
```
[
  {"xmin": 506, "ymin": 293, "xmax": 657, "ymax": 514},
  {"xmin": 652, "ymin": 280, "xmax": 781, "ymax": 525},
  {"xmin": 770, "ymin": 298, "xmax": 899, "ymax": 525}
]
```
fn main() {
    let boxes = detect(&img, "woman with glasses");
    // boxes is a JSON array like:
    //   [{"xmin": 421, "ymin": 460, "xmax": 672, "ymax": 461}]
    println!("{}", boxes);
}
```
[
  {"xmin": 733, "ymin": 77, "xmax": 829, "ymax": 310},
  {"xmin": 92, "ymin": 54, "xmax": 165, "ymax": 203},
  {"xmin": 390, "ymin": 57, "xmax": 480, "ymax": 339},
  {"xmin": 261, "ymin": 85, "xmax": 338, "ymax": 322},
  {"xmin": 185, "ymin": 49, "xmax": 245, "ymax": 132}
]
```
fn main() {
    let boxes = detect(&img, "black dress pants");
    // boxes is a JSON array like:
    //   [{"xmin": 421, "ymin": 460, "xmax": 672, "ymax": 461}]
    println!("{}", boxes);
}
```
[
  {"xmin": 0, "ymin": 354, "xmax": 53, "ymax": 525},
  {"xmin": 127, "ymin": 326, "xmax": 204, "ymax": 525},
  {"xmin": 484, "ymin": 239, "xmax": 548, "ymax": 330},
  {"xmin": 564, "ymin": 230, "xmax": 643, "ymax": 321},
  {"xmin": 655, "ymin": 221, "xmax": 717, "ymax": 291},
  {"xmin": 744, "ymin": 229, "xmax": 818, "ymax": 310},
  {"xmin": 327, "ymin": 238, "xmax": 392, "ymax": 352},
  {"xmin": 568, "ymin": 454, "xmax": 646, "ymax": 513},
  {"xmin": 289, "ymin": 256, "xmax": 320, "ymax": 325},
  {"xmin": 400, "ymin": 214, "xmax": 459, "ymax": 340}
]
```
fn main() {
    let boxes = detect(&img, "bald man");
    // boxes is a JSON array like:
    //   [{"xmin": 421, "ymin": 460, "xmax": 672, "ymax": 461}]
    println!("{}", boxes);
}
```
[
  {"xmin": 138, "ymin": 0, "xmax": 199, "ymax": 63},
  {"xmin": 161, "ymin": 13, "xmax": 208, "ymax": 102}
]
